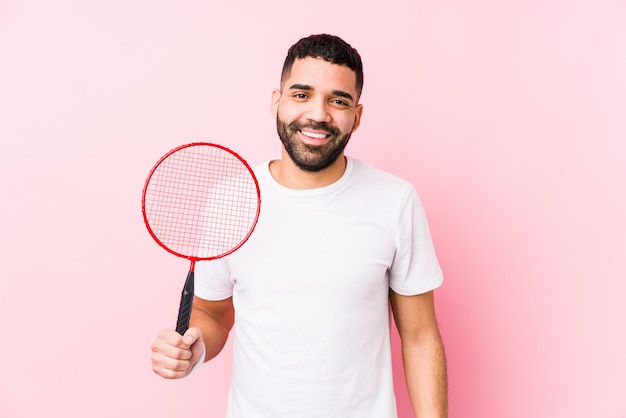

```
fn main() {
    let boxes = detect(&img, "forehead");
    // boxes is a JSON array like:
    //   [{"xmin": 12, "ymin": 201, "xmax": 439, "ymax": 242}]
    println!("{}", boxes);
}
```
[{"xmin": 283, "ymin": 57, "xmax": 358, "ymax": 94}]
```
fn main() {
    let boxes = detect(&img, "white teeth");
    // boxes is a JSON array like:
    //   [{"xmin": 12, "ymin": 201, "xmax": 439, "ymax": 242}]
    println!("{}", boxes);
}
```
[{"xmin": 301, "ymin": 130, "xmax": 327, "ymax": 139}]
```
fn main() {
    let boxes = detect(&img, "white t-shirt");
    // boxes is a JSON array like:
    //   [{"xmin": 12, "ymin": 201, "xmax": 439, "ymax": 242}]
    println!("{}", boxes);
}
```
[{"xmin": 195, "ymin": 157, "xmax": 443, "ymax": 418}]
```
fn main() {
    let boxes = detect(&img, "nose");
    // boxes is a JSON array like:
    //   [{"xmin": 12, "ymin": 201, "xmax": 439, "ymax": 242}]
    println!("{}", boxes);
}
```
[{"xmin": 305, "ymin": 98, "xmax": 332, "ymax": 123}]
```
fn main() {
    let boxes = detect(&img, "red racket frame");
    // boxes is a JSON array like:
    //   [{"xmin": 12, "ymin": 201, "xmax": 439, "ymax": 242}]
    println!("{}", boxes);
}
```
[
  {"xmin": 141, "ymin": 142, "xmax": 261, "ymax": 334},
  {"xmin": 141, "ymin": 142, "xmax": 261, "ymax": 270}
]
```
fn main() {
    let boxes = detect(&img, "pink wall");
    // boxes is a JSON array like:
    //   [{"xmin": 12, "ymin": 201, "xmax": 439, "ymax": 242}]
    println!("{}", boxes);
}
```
[{"xmin": 1, "ymin": 1, "xmax": 624, "ymax": 417}]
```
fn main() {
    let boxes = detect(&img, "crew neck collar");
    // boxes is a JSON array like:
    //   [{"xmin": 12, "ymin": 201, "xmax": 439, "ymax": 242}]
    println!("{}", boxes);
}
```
[{"xmin": 262, "ymin": 157, "xmax": 354, "ymax": 197}]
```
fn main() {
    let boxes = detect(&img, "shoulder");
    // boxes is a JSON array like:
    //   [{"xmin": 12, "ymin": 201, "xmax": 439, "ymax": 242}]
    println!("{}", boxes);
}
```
[
  {"xmin": 251, "ymin": 160, "xmax": 276, "ymax": 188},
  {"xmin": 252, "ymin": 160, "xmax": 272, "ymax": 177},
  {"xmin": 348, "ymin": 157, "xmax": 416, "ymax": 198}
]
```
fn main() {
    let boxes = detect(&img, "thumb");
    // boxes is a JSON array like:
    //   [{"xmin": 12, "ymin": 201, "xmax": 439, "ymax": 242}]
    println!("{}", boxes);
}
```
[{"xmin": 181, "ymin": 327, "xmax": 202, "ymax": 348}]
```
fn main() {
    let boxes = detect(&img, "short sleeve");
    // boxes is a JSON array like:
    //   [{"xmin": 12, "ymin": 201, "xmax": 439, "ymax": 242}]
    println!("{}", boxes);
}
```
[
  {"xmin": 194, "ymin": 257, "xmax": 234, "ymax": 300},
  {"xmin": 389, "ymin": 186, "xmax": 443, "ymax": 295}
]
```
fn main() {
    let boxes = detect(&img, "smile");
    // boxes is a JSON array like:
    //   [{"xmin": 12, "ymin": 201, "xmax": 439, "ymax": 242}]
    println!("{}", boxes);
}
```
[{"xmin": 300, "ymin": 130, "xmax": 329, "ymax": 140}]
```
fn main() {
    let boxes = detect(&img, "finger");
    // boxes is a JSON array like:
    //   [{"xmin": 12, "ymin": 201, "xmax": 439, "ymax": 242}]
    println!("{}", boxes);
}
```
[
  {"xmin": 152, "ymin": 362, "xmax": 188, "ymax": 379},
  {"xmin": 182, "ymin": 327, "xmax": 202, "ymax": 348},
  {"xmin": 151, "ymin": 332, "xmax": 193, "ymax": 361},
  {"xmin": 150, "ymin": 328, "xmax": 202, "ymax": 379},
  {"xmin": 157, "ymin": 329, "xmax": 185, "ymax": 346},
  {"xmin": 151, "ymin": 350, "xmax": 190, "ymax": 370},
  {"xmin": 151, "ymin": 351, "xmax": 193, "ymax": 378},
  {"xmin": 152, "ymin": 340, "xmax": 193, "ymax": 361}
]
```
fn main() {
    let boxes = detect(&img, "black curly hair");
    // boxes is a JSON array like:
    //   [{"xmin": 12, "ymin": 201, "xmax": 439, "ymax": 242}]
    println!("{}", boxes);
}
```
[{"xmin": 280, "ymin": 34, "xmax": 364, "ymax": 99}]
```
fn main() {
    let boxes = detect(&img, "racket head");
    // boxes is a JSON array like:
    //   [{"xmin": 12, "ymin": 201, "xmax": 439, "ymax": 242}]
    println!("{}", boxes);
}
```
[{"xmin": 142, "ymin": 142, "xmax": 261, "ymax": 262}]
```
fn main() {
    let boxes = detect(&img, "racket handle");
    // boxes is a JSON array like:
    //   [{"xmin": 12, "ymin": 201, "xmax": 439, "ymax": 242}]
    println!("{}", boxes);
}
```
[{"xmin": 175, "ymin": 271, "xmax": 194, "ymax": 335}]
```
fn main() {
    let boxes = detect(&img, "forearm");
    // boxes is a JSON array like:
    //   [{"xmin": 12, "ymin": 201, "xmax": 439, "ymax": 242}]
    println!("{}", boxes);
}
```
[
  {"xmin": 402, "ymin": 330, "xmax": 448, "ymax": 417},
  {"xmin": 189, "ymin": 297, "xmax": 234, "ymax": 362}
]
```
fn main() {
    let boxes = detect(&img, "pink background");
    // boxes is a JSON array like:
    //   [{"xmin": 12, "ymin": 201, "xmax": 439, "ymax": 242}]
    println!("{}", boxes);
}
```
[{"xmin": 1, "ymin": 0, "xmax": 625, "ymax": 417}]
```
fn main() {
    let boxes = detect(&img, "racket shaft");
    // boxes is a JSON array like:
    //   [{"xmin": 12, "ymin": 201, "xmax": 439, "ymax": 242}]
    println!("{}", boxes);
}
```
[{"xmin": 175, "ymin": 271, "xmax": 194, "ymax": 334}]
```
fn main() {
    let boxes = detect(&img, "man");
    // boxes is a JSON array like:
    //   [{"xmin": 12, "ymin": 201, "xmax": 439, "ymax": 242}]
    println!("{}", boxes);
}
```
[{"xmin": 151, "ymin": 34, "xmax": 447, "ymax": 417}]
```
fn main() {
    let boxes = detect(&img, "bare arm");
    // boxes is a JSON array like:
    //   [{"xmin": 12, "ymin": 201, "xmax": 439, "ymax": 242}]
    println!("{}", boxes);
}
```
[
  {"xmin": 190, "ymin": 295, "xmax": 235, "ymax": 362},
  {"xmin": 389, "ymin": 290, "xmax": 447, "ymax": 417},
  {"xmin": 151, "ymin": 296, "xmax": 234, "ymax": 379}
]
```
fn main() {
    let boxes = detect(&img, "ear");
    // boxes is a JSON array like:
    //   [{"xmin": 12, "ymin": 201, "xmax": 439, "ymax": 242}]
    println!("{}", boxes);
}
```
[
  {"xmin": 352, "ymin": 103, "xmax": 364, "ymax": 132},
  {"xmin": 270, "ymin": 89, "xmax": 282, "ymax": 119}
]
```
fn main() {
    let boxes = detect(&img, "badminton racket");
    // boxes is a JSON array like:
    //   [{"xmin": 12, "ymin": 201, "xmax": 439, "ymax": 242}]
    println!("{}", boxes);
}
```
[{"xmin": 142, "ymin": 142, "xmax": 260, "ymax": 334}]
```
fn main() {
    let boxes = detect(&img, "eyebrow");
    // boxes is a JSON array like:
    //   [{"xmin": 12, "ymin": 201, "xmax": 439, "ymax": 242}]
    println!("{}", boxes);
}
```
[{"xmin": 287, "ymin": 83, "xmax": 355, "ymax": 102}]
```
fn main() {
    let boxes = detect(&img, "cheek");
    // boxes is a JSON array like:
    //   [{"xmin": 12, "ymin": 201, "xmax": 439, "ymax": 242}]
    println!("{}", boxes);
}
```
[
  {"xmin": 276, "ymin": 104, "xmax": 298, "ymax": 123},
  {"xmin": 336, "ymin": 113, "xmax": 357, "ymax": 132}
]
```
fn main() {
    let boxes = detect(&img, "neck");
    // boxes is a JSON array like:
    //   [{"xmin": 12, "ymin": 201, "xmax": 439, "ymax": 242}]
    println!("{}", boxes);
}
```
[{"xmin": 269, "ymin": 152, "xmax": 347, "ymax": 190}]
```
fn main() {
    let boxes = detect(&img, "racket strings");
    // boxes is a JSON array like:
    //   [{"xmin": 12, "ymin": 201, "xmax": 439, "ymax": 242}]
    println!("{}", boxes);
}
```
[{"xmin": 143, "ymin": 145, "xmax": 259, "ymax": 259}]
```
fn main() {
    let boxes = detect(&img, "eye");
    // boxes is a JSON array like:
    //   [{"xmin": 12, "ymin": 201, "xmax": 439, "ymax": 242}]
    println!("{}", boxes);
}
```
[
  {"xmin": 331, "ymin": 98, "xmax": 349, "ymax": 107},
  {"xmin": 293, "ymin": 93, "xmax": 308, "ymax": 100}
]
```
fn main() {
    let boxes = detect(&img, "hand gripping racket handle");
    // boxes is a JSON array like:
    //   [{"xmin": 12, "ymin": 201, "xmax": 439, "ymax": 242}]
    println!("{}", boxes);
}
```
[{"xmin": 175, "ymin": 271, "xmax": 194, "ymax": 335}]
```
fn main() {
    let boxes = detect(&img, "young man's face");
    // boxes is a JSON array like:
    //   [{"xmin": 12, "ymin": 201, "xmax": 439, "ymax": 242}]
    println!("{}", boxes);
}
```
[{"xmin": 271, "ymin": 57, "xmax": 363, "ymax": 172}]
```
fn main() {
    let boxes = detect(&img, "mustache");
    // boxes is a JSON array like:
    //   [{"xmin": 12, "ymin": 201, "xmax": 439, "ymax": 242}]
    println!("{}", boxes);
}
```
[{"xmin": 289, "ymin": 121, "xmax": 340, "ymax": 136}]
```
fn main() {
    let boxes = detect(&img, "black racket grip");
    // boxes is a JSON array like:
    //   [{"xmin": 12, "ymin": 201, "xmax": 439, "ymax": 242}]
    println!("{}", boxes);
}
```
[{"xmin": 175, "ymin": 271, "xmax": 194, "ymax": 335}]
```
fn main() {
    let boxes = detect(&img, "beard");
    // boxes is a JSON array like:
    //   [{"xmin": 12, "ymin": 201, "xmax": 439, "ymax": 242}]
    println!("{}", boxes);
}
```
[{"xmin": 276, "ymin": 115, "xmax": 353, "ymax": 173}]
